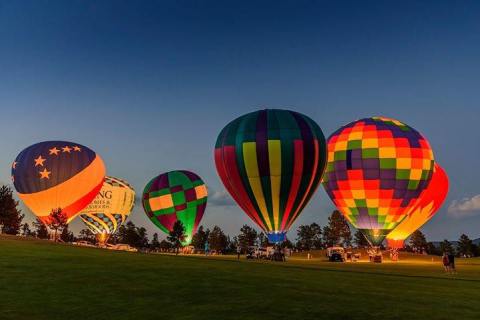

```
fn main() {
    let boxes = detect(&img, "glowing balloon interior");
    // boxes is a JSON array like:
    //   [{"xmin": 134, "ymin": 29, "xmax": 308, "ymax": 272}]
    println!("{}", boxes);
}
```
[
  {"xmin": 386, "ymin": 164, "xmax": 448, "ymax": 248},
  {"xmin": 322, "ymin": 117, "xmax": 435, "ymax": 246},
  {"xmin": 12, "ymin": 141, "xmax": 106, "ymax": 223},
  {"xmin": 142, "ymin": 170, "xmax": 207, "ymax": 246},
  {"xmin": 79, "ymin": 176, "xmax": 136, "ymax": 244},
  {"xmin": 215, "ymin": 109, "xmax": 327, "ymax": 243}
]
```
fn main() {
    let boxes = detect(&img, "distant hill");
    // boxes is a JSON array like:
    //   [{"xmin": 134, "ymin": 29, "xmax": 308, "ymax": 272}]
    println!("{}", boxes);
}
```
[{"xmin": 431, "ymin": 238, "xmax": 480, "ymax": 248}]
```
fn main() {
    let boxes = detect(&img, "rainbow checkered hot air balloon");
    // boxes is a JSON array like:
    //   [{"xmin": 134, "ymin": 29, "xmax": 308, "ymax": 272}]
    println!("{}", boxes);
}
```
[
  {"xmin": 142, "ymin": 170, "xmax": 207, "ymax": 246},
  {"xmin": 322, "ymin": 117, "xmax": 435, "ymax": 246},
  {"xmin": 79, "ymin": 176, "xmax": 136, "ymax": 245},
  {"xmin": 386, "ymin": 164, "xmax": 448, "ymax": 249},
  {"xmin": 12, "ymin": 141, "xmax": 106, "ymax": 223},
  {"xmin": 215, "ymin": 109, "xmax": 327, "ymax": 243}
]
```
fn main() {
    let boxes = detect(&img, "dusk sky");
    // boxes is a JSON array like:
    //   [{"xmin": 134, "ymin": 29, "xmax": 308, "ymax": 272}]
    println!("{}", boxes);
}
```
[{"xmin": 1, "ymin": 0, "xmax": 479, "ymax": 241}]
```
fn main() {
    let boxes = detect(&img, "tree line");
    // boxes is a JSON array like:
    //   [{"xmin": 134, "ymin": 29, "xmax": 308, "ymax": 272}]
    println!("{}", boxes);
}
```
[{"xmin": 1, "ymin": 184, "xmax": 479, "ymax": 257}]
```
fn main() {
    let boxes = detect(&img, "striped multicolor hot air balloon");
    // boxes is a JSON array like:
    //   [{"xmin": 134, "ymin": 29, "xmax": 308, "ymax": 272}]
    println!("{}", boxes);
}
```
[
  {"xmin": 11, "ymin": 141, "xmax": 105, "ymax": 223},
  {"xmin": 386, "ymin": 164, "xmax": 448, "ymax": 249},
  {"xmin": 79, "ymin": 176, "xmax": 135, "ymax": 245},
  {"xmin": 322, "ymin": 117, "xmax": 435, "ymax": 246},
  {"xmin": 142, "ymin": 170, "xmax": 207, "ymax": 246},
  {"xmin": 215, "ymin": 109, "xmax": 327, "ymax": 243}
]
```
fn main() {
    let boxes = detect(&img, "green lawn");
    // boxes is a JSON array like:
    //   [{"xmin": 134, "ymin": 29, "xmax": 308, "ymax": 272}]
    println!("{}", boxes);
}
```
[{"xmin": 1, "ymin": 235, "xmax": 480, "ymax": 320}]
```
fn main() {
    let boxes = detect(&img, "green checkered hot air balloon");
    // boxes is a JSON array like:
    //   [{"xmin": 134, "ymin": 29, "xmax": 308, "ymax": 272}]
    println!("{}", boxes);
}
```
[{"xmin": 142, "ymin": 170, "xmax": 208, "ymax": 246}]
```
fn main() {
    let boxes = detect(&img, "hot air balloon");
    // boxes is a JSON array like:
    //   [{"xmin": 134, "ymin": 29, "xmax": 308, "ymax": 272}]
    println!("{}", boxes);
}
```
[
  {"xmin": 12, "ymin": 141, "xmax": 105, "ymax": 223},
  {"xmin": 386, "ymin": 164, "xmax": 448, "ymax": 249},
  {"xmin": 142, "ymin": 170, "xmax": 207, "ymax": 246},
  {"xmin": 79, "ymin": 176, "xmax": 136, "ymax": 245},
  {"xmin": 322, "ymin": 117, "xmax": 435, "ymax": 247},
  {"xmin": 215, "ymin": 109, "xmax": 327, "ymax": 243}
]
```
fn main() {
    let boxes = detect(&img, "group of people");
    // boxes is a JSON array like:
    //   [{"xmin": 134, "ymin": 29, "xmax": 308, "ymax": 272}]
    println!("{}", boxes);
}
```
[{"xmin": 442, "ymin": 252, "xmax": 456, "ymax": 273}]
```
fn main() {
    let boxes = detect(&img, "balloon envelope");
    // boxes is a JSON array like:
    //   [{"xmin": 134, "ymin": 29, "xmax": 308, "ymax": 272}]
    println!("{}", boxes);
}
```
[
  {"xmin": 12, "ymin": 141, "xmax": 105, "ymax": 223},
  {"xmin": 79, "ymin": 176, "xmax": 135, "ymax": 240},
  {"xmin": 322, "ymin": 117, "xmax": 435, "ymax": 246},
  {"xmin": 386, "ymin": 164, "xmax": 448, "ymax": 248},
  {"xmin": 215, "ymin": 109, "xmax": 327, "ymax": 243},
  {"xmin": 142, "ymin": 170, "xmax": 207, "ymax": 246}
]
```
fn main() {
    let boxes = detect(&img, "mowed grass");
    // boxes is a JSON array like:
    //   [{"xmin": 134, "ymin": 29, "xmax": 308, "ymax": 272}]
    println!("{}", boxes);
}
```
[{"xmin": 1, "ymin": 235, "xmax": 480, "ymax": 320}]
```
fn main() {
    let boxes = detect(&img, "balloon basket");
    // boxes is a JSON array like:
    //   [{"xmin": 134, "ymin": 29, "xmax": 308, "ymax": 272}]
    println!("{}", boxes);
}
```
[
  {"xmin": 367, "ymin": 247, "xmax": 383, "ymax": 263},
  {"xmin": 267, "ymin": 232, "xmax": 287, "ymax": 244}
]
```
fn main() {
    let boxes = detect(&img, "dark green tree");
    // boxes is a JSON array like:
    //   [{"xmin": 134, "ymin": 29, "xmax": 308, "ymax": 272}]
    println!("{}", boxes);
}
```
[
  {"xmin": 296, "ymin": 223, "xmax": 322, "ymax": 250},
  {"xmin": 191, "ymin": 226, "xmax": 209, "ymax": 250},
  {"xmin": 118, "ymin": 221, "xmax": 148, "ymax": 248},
  {"xmin": 439, "ymin": 239, "xmax": 454, "ymax": 254},
  {"xmin": 237, "ymin": 224, "xmax": 258, "ymax": 252},
  {"xmin": 0, "ymin": 185, "xmax": 24, "ymax": 235},
  {"xmin": 21, "ymin": 223, "xmax": 32, "ymax": 237},
  {"xmin": 159, "ymin": 239, "xmax": 172, "ymax": 251},
  {"xmin": 257, "ymin": 232, "xmax": 269, "ymax": 247},
  {"xmin": 60, "ymin": 224, "xmax": 75, "ymax": 243},
  {"xmin": 353, "ymin": 230, "xmax": 369, "ymax": 248},
  {"xmin": 457, "ymin": 234, "xmax": 473, "ymax": 257},
  {"xmin": 409, "ymin": 230, "xmax": 428, "ymax": 252},
  {"xmin": 136, "ymin": 227, "xmax": 149, "ymax": 248},
  {"xmin": 426, "ymin": 242, "xmax": 441, "ymax": 255},
  {"xmin": 150, "ymin": 233, "xmax": 161, "ymax": 250},
  {"xmin": 208, "ymin": 225, "xmax": 228, "ymax": 253},
  {"xmin": 282, "ymin": 238, "xmax": 294, "ymax": 249},
  {"xmin": 323, "ymin": 210, "xmax": 351, "ymax": 247},
  {"xmin": 33, "ymin": 218, "xmax": 49, "ymax": 239},
  {"xmin": 168, "ymin": 220, "xmax": 186, "ymax": 254},
  {"xmin": 78, "ymin": 228, "xmax": 95, "ymax": 242}
]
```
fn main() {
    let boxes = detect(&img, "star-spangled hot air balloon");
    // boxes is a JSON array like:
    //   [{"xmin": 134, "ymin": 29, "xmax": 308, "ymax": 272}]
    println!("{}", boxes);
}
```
[
  {"xmin": 142, "ymin": 170, "xmax": 207, "ymax": 246},
  {"xmin": 215, "ymin": 109, "xmax": 327, "ymax": 243},
  {"xmin": 79, "ymin": 176, "xmax": 135, "ymax": 245},
  {"xmin": 322, "ymin": 117, "xmax": 435, "ymax": 247},
  {"xmin": 11, "ymin": 141, "xmax": 106, "ymax": 223},
  {"xmin": 386, "ymin": 164, "xmax": 448, "ymax": 249}
]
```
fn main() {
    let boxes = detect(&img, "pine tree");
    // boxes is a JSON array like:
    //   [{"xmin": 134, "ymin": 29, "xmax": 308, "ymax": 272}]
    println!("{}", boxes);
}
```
[
  {"xmin": 191, "ymin": 226, "xmax": 209, "ymax": 250},
  {"xmin": 439, "ymin": 239, "xmax": 454, "ymax": 255},
  {"xmin": 354, "ymin": 230, "xmax": 369, "ymax": 248},
  {"xmin": 0, "ymin": 185, "xmax": 24, "ymax": 235},
  {"xmin": 60, "ymin": 224, "xmax": 75, "ymax": 243},
  {"xmin": 150, "ymin": 233, "xmax": 161, "ymax": 250},
  {"xmin": 21, "ymin": 223, "xmax": 32, "ymax": 237},
  {"xmin": 457, "ymin": 234, "xmax": 473, "ymax": 257},
  {"xmin": 79, "ymin": 228, "xmax": 95, "ymax": 242},
  {"xmin": 237, "ymin": 225, "xmax": 258, "ymax": 252},
  {"xmin": 168, "ymin": 221, "xmax": 186, "ymax": 254},
  {"xmin": 257, "ymin": 232, "xmax": 269, "ymax": 247},
  {"xmin": 208, "ymin": 226, "xmax": 228, "ymax": 253},
  {"xmin": 33, "ymin": 218, "xmax": 49, "ymax": 239},
  {"xmin": 409, "ymin": 230, "xmax": 428, "ymax": 253}
]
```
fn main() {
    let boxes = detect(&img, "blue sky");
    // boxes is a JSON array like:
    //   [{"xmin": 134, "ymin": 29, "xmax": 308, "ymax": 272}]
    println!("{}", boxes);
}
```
[{"xmin": 1, "ymin": 0, "xmax": 479, "ymax": 241}]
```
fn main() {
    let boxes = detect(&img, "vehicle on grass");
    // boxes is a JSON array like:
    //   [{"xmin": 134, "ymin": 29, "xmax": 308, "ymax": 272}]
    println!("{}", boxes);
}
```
[
  {"xmin": 72, "ymin": 240, "xmax": 95, "ymax": 247},
  {"xmin": 326, "ymin": 247, "xmax": 346, "ymax": 262},
  {"xmin": 107, "ymin": 243, "xmax": 138, "ymax": 252}
]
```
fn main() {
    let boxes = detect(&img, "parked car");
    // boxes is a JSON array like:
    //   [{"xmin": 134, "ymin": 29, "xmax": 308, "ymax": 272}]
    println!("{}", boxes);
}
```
[{"xmin": 326, "ymin": 247, "xmax": 346, "ymax": 262}]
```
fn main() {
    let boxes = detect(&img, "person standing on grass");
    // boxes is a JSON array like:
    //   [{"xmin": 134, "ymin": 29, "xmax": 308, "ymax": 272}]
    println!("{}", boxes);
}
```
[
  {"xmin": 442, "ymin": 253, "xmax": 450, "ymax": 272},
  {"xmin": 204, "ymin": 241, "xmax": 210, "ymax": 256},
  {"xmin": 448, "ymin": 253, "xmax": 456, "ymax": 274},
  {"xmin": 237, "ymin": 245, "xmax": 241, "ymax": 260}
]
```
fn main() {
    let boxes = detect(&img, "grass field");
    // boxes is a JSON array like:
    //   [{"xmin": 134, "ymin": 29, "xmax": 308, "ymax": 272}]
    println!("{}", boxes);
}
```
[{"xmin": 1, "ymin": 235, "xmax": 480, "ymax": 320}]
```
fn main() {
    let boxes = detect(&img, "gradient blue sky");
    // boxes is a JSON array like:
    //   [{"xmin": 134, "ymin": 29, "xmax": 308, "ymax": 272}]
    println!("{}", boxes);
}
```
[{"xmin": 1, "ymin": 0, "xmax": 479, "ymax": 241}]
